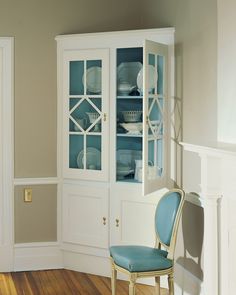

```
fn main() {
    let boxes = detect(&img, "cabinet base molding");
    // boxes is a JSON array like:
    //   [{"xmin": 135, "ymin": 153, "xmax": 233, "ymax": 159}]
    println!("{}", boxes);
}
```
[
  {"xmin": 63, "ymin": 251, "xmax": 111, "ymax": 277},
  {"xmin": 14, "ymin": 242, "xmax": 63, "ymax": 271},
  {"xmin": 62, "ymin": 242, "xmax": 109, "ymax": 258}
]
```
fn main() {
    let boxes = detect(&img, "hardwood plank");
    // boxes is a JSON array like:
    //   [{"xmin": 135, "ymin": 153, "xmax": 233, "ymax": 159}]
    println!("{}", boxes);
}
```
[
  {"xmin": 0, "ymin": 270, "xmax": 169, "ymax": 295},
  {"xmin": 11, "ymin": 272, "xmax": 33, "ymax": 295},
  {"xmin": 0, "ymin": 273, "xmax": 17, "ymax": 295},
  {"xmin": 87, "ymin": 273, "xmax": 111, "ymax": 295}
]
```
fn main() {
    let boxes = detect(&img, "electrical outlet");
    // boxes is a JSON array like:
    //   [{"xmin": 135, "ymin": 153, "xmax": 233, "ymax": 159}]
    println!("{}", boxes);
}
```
[{"xmin": 24, "ymin": 188, "xmax": 32, "ymax": 202}]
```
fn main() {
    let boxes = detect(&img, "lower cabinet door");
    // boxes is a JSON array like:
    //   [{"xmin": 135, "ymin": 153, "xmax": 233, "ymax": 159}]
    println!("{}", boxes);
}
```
[
  {"xmin": 62, "ymin": 183, "xmax": 109, "ymax": 249},
  {"xmin": 110, "ymin": 186, "xmax": 161, "ymax": 247}
]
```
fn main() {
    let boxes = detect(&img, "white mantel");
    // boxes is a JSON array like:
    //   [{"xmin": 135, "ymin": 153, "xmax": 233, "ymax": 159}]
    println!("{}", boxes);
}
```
[{"xmin": 181, "ymin": 142, "xmax": 236, "ymax": 295}]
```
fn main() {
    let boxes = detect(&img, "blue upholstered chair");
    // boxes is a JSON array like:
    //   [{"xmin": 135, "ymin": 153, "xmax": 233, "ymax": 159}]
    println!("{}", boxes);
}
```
[{"xmin": 110, "ymin": 188, "xmax": 185, "ymax": 295}]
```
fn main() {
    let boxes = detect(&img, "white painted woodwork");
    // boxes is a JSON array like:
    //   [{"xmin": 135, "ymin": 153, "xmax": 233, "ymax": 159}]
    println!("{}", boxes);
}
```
[
  {"xmin": 0, "ymin": 38, "xmax": 14, "ymax": 272},
  {"xmin": 181, "ymin": 142, "xmax": 236, "ymax": 295},
  {"xmin": 14, "ymin": 242, "xmax": 63, "ymax": 271},
  {"xmin": 56, "ymin": 28, "xmax": 175, "ymax": 283},
  {"xmin": 62, "ymin": 183, "xmax": 109, "ymax": 248},
  {"xmin": 110, "ymin": 185, "xmax": 168, "ymax": 247},
  {"xmin": 143, "ymin": 40, "xmax": 169, "ymax": 195},
  {"xmin": 62, "ymin": 49, "xmax": 109, "ymax": 181}
]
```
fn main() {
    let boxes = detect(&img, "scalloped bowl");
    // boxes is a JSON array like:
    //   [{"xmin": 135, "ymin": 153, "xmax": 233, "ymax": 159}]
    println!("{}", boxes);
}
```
[{"xmin": 121, "ymin": 110, "xmax": 142, "ymax": 123}]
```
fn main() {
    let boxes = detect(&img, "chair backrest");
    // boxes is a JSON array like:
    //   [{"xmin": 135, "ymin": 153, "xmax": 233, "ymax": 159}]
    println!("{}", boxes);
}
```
[{"xmin": 155, "ymin": 189, "xmax": 185, "ymax": 259}]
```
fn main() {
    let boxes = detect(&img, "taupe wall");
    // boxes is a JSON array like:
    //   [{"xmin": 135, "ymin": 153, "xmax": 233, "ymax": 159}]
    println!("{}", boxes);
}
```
[
  {"xmin": 15, "ymin": 185, "xmax": 57, "ymax": 243},
  {"xmin": 151, "ymin": 0, "xmax": 218, "ymax": 146},
  {"xmin": 0, "ymin": 0, "xmax": 146, "ymax": 242}
]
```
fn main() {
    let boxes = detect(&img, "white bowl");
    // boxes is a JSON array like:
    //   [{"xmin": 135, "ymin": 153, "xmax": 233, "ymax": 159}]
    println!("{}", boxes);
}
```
[
  {"xmin": 117, "ymin": 169, "xmax": 134, "ymax": 179},
  {"xmin": 120, "ymin": 122, "xmax": 143, "ymax": 135},
  {"xmin": 121, "ymin": 110, "xmax": 142, "ymax": 123},
  {"xmin": 117, "ymin": 82, "xmax": 135, "ymax": 95}
]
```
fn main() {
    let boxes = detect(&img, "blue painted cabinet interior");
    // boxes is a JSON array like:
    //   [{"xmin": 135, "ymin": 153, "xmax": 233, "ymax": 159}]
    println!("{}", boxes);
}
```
[{"xmin": 69, "ymin": 59, "xmax": 102, "ymax": 171}]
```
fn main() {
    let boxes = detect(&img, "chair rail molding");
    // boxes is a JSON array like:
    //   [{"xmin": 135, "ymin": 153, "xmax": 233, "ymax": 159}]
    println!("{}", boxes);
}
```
[
  {"xmin": 181, "ymin": 142, "xmax": 236, "ymax": 295},
  {"xmin": 0, "ymin": 37, "xmax": 14, "ymax": 272}
]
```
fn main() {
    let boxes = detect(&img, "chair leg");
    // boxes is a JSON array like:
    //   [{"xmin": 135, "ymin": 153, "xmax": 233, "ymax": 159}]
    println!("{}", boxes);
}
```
[
  {"xmin": 111, "ymin": 262, "xmax": 117, "ymax": 295},
  {"xmin": 168, "ymin": 273, "xmax": 174, "ymax": 295},
  {"xmin": 154, "ymin": 276, "xmax": 160, "ymax": 295},
  {"xmin": 129, "ymin": 274, "xmax": 137, "ymax": 295}
]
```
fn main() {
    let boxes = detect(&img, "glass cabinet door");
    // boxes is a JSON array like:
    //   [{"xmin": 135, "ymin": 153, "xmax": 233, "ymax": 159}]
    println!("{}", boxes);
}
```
[
  {"xmin": 143, "ymin": 40, "xmax": 168, "ymax": 195},
  {"xmin": 63, "ymin": 49, "xmax": 109, "ymax": 181}
]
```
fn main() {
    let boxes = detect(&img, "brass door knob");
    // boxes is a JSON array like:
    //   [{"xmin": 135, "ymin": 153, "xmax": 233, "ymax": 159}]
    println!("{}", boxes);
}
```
[
  {"xmin": 103, "ymin": 217, "xmax": 106, "ymax": 225},
  {"xmin": 115, "ymin": 219, "xmax": 119, "ymax": 227},
  {"xmin": 103, "ymin": 113, "xmax": 107, "ymax": 122}
]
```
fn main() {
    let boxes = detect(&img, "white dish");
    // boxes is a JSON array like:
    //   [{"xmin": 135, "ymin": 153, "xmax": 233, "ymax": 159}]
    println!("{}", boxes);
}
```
[
  {"xmin": 136, "ymin": 65, "xmax": 158, "ymax": 94},
  {"xmin": 117, "ymin": 169, "xmax": 134, "ymax": 179},
  {"xmin": 117, "ymin": 149, "xmax": 142, "ymax": 170},
  {"xmin": 117, "ymin": 62, "xmax": 142, "ymax": 88},
  {"xmin": 82, "ymin": 66, "xmax": 102, "ymax": 94},
  {"xmin": 120, "ymin": 122, "xmax": 143, "ymax": 135},
  {"xmin": 117, "ymin": 161, "xmax": 132, "ymax": 172},
  {"xmin": 117, "ymin": 82, "xmax": 136, "ymax": 95},
  {"xmin": 77, "ymin": 147, "xmax": 101, "ymax": 169}
]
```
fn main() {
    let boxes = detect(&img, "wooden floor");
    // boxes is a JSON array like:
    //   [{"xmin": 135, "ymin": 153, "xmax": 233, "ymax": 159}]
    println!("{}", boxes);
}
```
[{"xmin": 0, "ymin": 269, "xmax": 169, "ymax": 295}]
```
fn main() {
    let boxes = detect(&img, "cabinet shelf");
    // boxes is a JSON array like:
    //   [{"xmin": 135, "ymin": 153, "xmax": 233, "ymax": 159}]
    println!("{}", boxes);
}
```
[
  {"xmin": 117, "ymin": 95, "xmax": 142, "ymax": 99},
  {"xmin": 69, "ymin": 132, "xmax": 102, "ymax": 136},
  {"xmin": 117, "ymin": 133, "xmax": 142, "ymax": 138},
  {"xmin": 69, "ymin": 95, "xmax": 102, "ymax": 99},
  {"xmin": 116, "ymin": 178, "xmax": 141, "ymax": 184}
]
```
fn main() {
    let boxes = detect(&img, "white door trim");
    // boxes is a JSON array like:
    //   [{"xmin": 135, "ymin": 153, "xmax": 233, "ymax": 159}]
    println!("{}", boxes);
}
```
[{"xmin": 0, "ymin": 37, "xmax": 14, "ymax": 271}]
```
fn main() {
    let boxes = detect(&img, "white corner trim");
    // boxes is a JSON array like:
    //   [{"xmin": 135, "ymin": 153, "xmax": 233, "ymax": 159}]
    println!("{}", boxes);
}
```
[
  {"xmin": 14, "ymin": 242, "xmax": 63, "ymax": 271},
  {"xmin": 14, "ymin": 177, "xmax": 59, "ymax": 186},
  {"xmin": 0, "ymin": 37, "xmax": 14, "ymax": 272}
]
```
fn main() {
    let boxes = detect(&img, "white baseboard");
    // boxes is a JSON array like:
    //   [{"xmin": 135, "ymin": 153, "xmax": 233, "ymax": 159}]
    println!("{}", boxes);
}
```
[
  {"xmin": 63, "ymin": 250, "xmax": 111, "ymax": 277},
  {"xmin": 14, "ymin": 242, "xmax": 63, "ymax": 271}
]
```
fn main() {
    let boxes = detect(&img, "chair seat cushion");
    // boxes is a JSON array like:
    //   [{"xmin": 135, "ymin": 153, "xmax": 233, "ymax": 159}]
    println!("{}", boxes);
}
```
[{"xmin": 110, "ymin": 245, "xmax": 172, "ymax": 272}]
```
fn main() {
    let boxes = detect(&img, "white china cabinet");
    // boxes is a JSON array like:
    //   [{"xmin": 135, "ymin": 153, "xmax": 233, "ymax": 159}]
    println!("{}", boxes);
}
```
[{"xmin": 56, "ymin": 28, "xmax": 175, "ymax": 275}]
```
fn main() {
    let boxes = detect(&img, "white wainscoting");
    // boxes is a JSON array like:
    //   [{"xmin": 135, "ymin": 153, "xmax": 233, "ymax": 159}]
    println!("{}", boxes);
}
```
[{"xmin": 14, "ymin": 242, "xmax": 63, "ymax": 271}]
